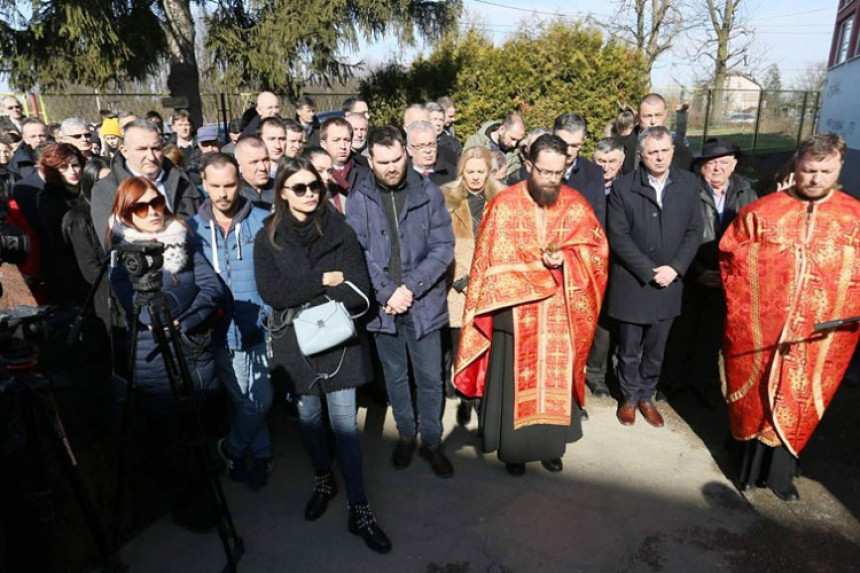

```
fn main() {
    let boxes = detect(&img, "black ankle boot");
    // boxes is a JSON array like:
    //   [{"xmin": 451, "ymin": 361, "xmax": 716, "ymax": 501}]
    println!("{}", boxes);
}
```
[
  {"xmin": 348, "ymin": 501, "xmax": 392, "ymax": 553},
  {"xmin": 305, "ymin": 471, "xmax": 337, "ymax": 521}
]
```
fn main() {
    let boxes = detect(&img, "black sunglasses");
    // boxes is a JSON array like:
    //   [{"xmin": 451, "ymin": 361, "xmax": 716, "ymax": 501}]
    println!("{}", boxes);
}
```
[
  {"xmin": 68, "ymin": 132, "xmax": 93, "ymax": 140},
  {"xmin": 129, "ymin": 195, "xmax": 166, "ymax": 218},
  {"xmin": 283, "ymin": 180, "xmax": 324, "ymax": 197}
]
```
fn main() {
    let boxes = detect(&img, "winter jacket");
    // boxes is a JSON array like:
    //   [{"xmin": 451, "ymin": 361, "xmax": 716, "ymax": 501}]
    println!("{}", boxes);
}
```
[
  {"xmin": 345, "ymin": 169, "xmax": 454, "ymax": 339},
  {"xmin": 254, "ymin": 209, "xmax": 371, "ymax": 395},
  {"xmin": 690, "ymin": 173, "xmax": 758, "ymax": 277},
  {"xmin": 37, "ymin": 181, "xmax": 90, "ymax": 304},
  {"xmin": 90, "ymin": 153, "xmax": 203, "ymax": 246},
  {"xmin": 62, "ymin": 202, "xmax": 122, "ymax": 329},
  {"xmin": 606, "ymin": 166, "xmax": 703, "ymax": 324},
  {"xmin": 109, "ymin": 220, "xmax": 229, "ymax": 399},
  {"xmin": 188, "ymin": 197, "xmax": 269, "ymax": 351},
  {"xmin": 8, "ymin": 143, "xmax": 35, "ymax": 179},
  {"xmin": 464, "ymin": 120, "xmax": 523, "ymax": 181},
  {"xmin": 564, "ymin": 157, "xmax": 607, "ymax": 229}
]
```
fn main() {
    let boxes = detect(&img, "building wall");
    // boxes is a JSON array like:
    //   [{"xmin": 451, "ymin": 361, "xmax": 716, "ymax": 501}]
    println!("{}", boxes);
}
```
[{"xmin": 819, "ymin": 63, "xmax": 860, "ymax": 150}]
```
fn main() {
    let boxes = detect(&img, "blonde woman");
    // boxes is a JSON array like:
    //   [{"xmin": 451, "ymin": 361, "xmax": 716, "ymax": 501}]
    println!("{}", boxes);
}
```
[{"xmin": 440, "ymin": 145, "xmax": 502, "ymax": 426}]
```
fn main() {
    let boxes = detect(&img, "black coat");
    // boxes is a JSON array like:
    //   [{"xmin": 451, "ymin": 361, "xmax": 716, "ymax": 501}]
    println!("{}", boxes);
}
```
[
  {"xmin": 12, "ymin": 168, "xmax": 45, "ymax": 237},
  {"xmin": 254, "ymin": 209, "xmax": 372, "ymax": 396},
  {"xmin": 565, "ymin": 157, "xmax": 607, "ymax": 229},
  {"xmin": 689, "ymin": 173, "xmax": 758, "ymax": 277},
  {"xmin": 37, "ymin": 181, "xmax": 90, "ymax": 304},
  {"xmin": 606, "ymin": 167, "xmax": 703, "ymax": 324}
]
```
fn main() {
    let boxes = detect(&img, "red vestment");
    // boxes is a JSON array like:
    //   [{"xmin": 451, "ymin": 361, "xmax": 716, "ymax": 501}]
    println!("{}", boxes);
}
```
[
  {"xmin": 454, "ymin": 183, "xmax": 608, "ymax": 429},
  {"xmin": 719, "ymin": 189, "xmax": 860, "ymax": 456}
]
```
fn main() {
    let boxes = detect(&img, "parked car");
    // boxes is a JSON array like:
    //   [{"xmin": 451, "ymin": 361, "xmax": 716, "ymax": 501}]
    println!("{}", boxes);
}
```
[{"xmin": 724, "ymin": 113, "xmax": 756, "ymax": 125}]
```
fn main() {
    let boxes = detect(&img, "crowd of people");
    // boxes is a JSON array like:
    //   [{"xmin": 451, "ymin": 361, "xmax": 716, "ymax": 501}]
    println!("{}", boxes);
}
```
[{"xmin": 1, "ymin": 89, "xmax": 858, "ymax": 556}]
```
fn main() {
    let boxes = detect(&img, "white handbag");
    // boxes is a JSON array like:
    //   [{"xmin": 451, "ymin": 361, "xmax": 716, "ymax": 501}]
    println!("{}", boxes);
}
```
[{"xmin": 292, "ymin": 281, "xmax": 370, "ymax": 357}]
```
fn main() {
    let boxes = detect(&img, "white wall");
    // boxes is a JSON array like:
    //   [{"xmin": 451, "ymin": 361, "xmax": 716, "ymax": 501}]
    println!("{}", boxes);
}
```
[{"xmin": 820, "ymin": 61, "xmax": 860, "ymax": 150}]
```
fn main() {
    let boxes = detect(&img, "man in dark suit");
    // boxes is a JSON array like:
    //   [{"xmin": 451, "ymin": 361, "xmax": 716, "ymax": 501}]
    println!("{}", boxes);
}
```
[
  {"xmin": 90, "ymin": 119, "xmax": 203, "ymax": 244},
  {"xmin": 320, "ymin": 116, "xmax": 370, "ymax": 215},
  {"xmin": 607, "ymin": 126, "xmax": 702, "ymax": 428},
  {"xmin": 553, "ymin": 113, "xmax": 606, "ymax": 228},
  {"xmin": 406, "ymin": 121, "xmax": 456, "ymax": 188}
]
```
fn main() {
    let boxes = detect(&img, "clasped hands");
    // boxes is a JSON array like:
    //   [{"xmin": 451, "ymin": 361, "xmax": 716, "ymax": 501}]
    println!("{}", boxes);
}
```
[
  {"xmin": 652, "ymin": 265, "xmax": 678, "ymax": 288},
  {"xmin": 542, "ymin": 249, "xmax": 564, "ymax": 269},
  {"xmin": 384, "ymin": 285, "xmax": 413, "ymax": 315}
]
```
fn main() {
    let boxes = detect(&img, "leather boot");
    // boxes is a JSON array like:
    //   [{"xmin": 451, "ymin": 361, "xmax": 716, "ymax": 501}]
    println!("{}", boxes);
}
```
[
  {"xmin": 305, "ymin": 471, "xmax": 337, "ymax": 521},
  {"xmin": 348, "ymin": 501, "xmax": 392, "ymax": 553}
]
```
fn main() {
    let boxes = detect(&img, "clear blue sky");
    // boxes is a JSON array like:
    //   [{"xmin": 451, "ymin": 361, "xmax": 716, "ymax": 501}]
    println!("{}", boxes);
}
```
[{"xmin": 357, "ymin": 0, "xmax": 837, "ymax": 89}]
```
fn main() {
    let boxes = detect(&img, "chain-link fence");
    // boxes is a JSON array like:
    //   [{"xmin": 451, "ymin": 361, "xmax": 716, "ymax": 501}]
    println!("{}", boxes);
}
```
[
  {"xmin": 3, "ymin": 91, "xmax": 359, "ymax": 129},
  {"xmin": 654, "ymin": 87, "xmax": 820, "ymax": 154}
]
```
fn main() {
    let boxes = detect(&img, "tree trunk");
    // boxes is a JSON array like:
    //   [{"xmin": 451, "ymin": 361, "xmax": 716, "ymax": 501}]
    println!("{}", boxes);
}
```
[
  {"xmin": 708, "ymin": 0, "xmax": 735, "ymax": 124},
  {"xmin": 161, "ymin": 0, "xmax": 203, "ymax": 127}
]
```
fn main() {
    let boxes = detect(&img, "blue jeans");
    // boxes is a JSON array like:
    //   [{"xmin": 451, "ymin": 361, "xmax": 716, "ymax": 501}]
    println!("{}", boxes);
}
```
[
  {"xmin": 374, "ymin": 316, "xmax": 443, "ymax": 447},
  {"xmin": 215, "ymin": 343, "xmax": 273, "ymax": 459},
  {"xmin": 296, "ymin": 389, "xmax": 366, "ymax": 504}
]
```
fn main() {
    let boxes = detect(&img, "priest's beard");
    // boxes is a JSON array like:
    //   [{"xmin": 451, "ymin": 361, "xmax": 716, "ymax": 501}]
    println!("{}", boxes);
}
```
[{"xmin": 527, "ymin": 177, "xmax": 561, "ymax": 207}]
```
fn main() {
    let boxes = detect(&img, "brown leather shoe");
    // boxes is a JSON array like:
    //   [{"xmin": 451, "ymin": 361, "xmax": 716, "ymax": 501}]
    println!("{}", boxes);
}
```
[
  {"xmin": 616, "ymin": 401, "xmax": 636, "ymax": 426},
  {"xmin": 638, "ymin": 401, "xmax": 665, "ymax": 428}
]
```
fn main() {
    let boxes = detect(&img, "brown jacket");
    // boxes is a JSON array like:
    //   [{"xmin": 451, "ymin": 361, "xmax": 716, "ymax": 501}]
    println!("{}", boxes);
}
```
[{"xmin": 442, "ymin": 182, "xmax": 498, "ymax": 327}]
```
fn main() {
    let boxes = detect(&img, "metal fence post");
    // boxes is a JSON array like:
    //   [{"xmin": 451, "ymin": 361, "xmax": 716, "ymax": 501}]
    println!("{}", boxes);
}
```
[
  {"xmin": 811, "ymin": 91, "xmax": 821, "ymax": 135},
  {"xmin": 752, "ymin": 89, "xmax": 765, "ymax": 153},
  {"xmin": 220, "ymin": 93, "xmax": 228, "ymax": 142},
  {"xmin": 702, "ymin": 88, "xmax": 713, "ymax": 143},
  {"xmin": 796, "ymin": 91, "xmax": 809, "ymax": 147}
]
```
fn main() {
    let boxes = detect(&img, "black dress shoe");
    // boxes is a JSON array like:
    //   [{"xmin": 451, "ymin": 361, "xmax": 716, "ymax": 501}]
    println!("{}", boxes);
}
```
[
  {"xmin": 581, "ymin": 409, "xmax": 589, "ymax": 421},
  {"xmin": 540, "ymin": 458, "xmax": 563, "ymax": 472},
  {"xmin": 655, "ymin": 390, "xmax": 669, "ymax": 403},
  {"xmin": 419, "ymin": 444, "xmax": 454, "ymax": 478},
  {"xmin": 348, "ymin": 501, "xmax": 392, "ymax": 554},
  {"xmin": 587, "ymin": 380, "xmax": 611, "ymax": 397},
  {"xmin": 305, "ymin": 472, "xmax": 337, "ymax": 521},
  {"xmin": 456, "ymin": 400, "xmax": 472, "ymax": 427},
  {"xmin": 392, "ymin": 437, "xmax": 417, "ymax": 469},
  {"xmin": 505, "ymin": 463, "xmax": 526, "ymax": 476},
  {"xmin": 771, "ymin": 483, "xmax": 800, "ymax": 502}
]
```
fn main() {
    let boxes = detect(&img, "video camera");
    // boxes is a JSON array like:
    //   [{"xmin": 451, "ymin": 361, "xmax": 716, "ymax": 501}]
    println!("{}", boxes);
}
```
[
  {"xmin": 113, "ymin": 241, "xmax": 165, "ymax": 294},
  {"xmin": 0, "ymin": 305, "xmax": 48, "ymax": 365}
]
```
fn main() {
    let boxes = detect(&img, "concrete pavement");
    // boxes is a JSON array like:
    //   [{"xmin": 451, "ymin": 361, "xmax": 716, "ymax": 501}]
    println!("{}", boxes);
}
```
[{"xmin": 119, "ymin": 385, "xmax": 860, "ymax": 572}]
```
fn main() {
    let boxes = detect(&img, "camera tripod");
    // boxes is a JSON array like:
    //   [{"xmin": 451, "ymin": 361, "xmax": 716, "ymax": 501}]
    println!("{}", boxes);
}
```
[
  {"xmin": 113, "ymin": 288, "xmax": 244, "ymax": 572},
  {"xmin": 0, "ymin": 337, "xmax": 125, "ymax": 572}
]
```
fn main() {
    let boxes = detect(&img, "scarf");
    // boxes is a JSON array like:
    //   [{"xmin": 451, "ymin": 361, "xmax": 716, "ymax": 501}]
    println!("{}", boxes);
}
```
[{"xmin": 113, "ymin": 218, "xmax": 189, "ymax": 274}]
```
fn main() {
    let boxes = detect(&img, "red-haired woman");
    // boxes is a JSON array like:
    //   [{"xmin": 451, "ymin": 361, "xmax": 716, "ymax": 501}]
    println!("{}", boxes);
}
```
[
  {"xmin": 108, "ymin": 176, "xmax": 229, "ymax": 531},
  {"xmin": 36, "ymin": 142, "xmax": 89, "ymax": 303}
]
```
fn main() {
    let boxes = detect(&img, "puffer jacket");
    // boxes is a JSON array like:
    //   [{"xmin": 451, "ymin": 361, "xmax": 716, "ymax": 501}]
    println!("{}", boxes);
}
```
[
  {"xmin": 188, "ymin": 196, "xmax": 269, "ymax": 350},
  {"xmin": 345, "ymin": 169, "xmax": 454, "ymax": 340},
  {"xmin": 109, "ymin": 219, "xmax": 230, "ymax": 400}
]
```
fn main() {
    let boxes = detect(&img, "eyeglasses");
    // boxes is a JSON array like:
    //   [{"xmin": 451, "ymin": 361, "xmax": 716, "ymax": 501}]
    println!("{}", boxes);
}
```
[
  {"xmin": 5, "ymin": 105, "xmax": 22, "ymax": 111},
  {"xmin": 531, "ymin": 164, "xmax": 565, "ymax": 180},
  {"xmin": 283, "ymin": 180, "xmax": 324, "ymax": 197},
  {"xmin": 409, "ymin": 143, "xmax": 437, "ymax": 152},
  {"xmin": 129, "ymin": 195, "xmax": 166, "ymax": 218},
  {"xmin": 67, "ymin": 132, "xmax": 93, "ymax": 140}
]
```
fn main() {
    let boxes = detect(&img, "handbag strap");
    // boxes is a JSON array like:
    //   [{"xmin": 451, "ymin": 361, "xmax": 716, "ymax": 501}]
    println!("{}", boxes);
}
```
[
  {"xmin": 342, "ymin": 280, "xmax": 371, "ymax": 320},
  {"xmin": 304, "ymin": 347, "xmax": 348, "ymax": 386}
]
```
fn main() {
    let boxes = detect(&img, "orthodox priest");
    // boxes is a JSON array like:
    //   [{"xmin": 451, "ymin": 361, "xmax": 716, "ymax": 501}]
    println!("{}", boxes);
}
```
[
  {"xmin": 454, "ymin": 135, "xmax": 608, "ymax": 476},
  {"xmin": 720, "ymin": 133, "xmax": 860, "ymax": 501}
]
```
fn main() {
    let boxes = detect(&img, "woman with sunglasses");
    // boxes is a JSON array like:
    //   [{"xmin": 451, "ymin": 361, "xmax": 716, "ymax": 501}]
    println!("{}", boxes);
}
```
[
  {"xmin": 108, "ymin": 176, "xmax": 230, "ymax": 531},
  {"xmin": 254, "ymin": 156, "xmax": 391, "ymax": 554}
]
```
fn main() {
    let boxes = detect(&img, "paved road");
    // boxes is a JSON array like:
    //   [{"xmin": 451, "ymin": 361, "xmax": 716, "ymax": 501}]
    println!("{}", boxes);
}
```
[{"xmin": 120, "ymin": 384, "xmax": 860, "ymax": 572}]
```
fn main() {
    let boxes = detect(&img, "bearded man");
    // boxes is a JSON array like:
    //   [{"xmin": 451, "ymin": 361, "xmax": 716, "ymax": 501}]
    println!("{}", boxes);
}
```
[
  {"xmin": 455, "ymin": 134, "xmax": 608, "ymax": 476},
  {"xmin": 720, "ymin": 132, "xmax": 860, "ymax": 502}
]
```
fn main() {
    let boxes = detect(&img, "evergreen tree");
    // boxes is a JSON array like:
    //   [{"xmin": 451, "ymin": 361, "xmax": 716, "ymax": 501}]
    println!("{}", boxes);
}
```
[{"xmin": 0, "ymin": 1, "xmax": 462, "ymax": 125}]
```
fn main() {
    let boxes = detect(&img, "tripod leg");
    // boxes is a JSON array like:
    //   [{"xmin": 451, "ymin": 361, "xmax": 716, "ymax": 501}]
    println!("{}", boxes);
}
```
[
  {"xmin": 38, "ymin": 389, "xmax": 125, "ymax": 570},
  {"xmin": 147, "ymin": 299, "xmax": 244, "ymax": 570},
  {"xmin": 112, "ymin": 306, "xmax": 143, "ymax": 549}
]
